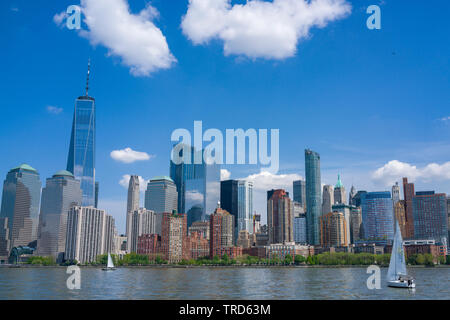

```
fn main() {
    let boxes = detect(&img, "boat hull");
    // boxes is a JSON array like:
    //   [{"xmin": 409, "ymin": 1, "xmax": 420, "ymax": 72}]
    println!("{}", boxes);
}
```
[
  {"xmin": 102, "ymin": 268, "xmax": 116, "ymax": 271},
  {"xmin": 388, "ymin": 280, "xmax": 415, "ymax": 288}
]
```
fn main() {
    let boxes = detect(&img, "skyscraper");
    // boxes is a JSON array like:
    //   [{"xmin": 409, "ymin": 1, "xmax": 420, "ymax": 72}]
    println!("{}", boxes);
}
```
[
  {"xmin": 293, "ymin": 213, "xmax": 307, "ymax": 244},
  {"xmin": 392, "ymin": 182, "xmax": 400, "ymax": 205},
  {"xmin": 305, "ymin": 149, "xmax": 321, "ymax": 245},
  {"xmin": 331, "ymin": 203, "xmax": 352, "ymax": 245},
  {"xmin": 37, "ymin": 170, "xmax": 82, "ymax": 262},
  {"xmin": 145, "ymin": 176, "xmax": 178, "ymax": 214},
  {"xmin": 209, "ymin": 206, "xmax": 234, "ymax": 258},
  {"xmin": 350, "ymin": 206, "xmax": 362, "ymax": 244},
  {"xmin": 0, "ymin": 164, "xmax": 41, "ymax": 255},
  {"xmin": 361, "ymin": 192, "xmax": 395, "ymax": 241},
  {"xmin": 402, "ymin": 177, "xmax": 415, "ymax": 239},
  {"xmin": 348, "ymin": 185, "xmax": 357, "ymax": 207},
  {"xmin": 161, "ymin": 211, "xmax": 187, "ymax": 263},
  {"xmin": 126, "ymin": 175, "xmax": 140, "ymax": 252},
  {"xmin": 334, "ymin": 174, "xmax": 346, "ymax": 205},
  {"xmin": 65, "ymin": 206, "xmax": 115, "ymax": 264},
  {"xmin": 320, "ymin": 211, "xmax": 348, "ymax": 247},
  {"xmin": 129, "ymin": 208, "xmax": 157, "ymax": 253},
  {"xmin": 66, "ymin": 60, "xmax": 96, "ymax": 207},
  {"xmin": 170, "ymin": 145, "xmax": 220, "ymax": 222},
  {"xmin": 394, "ymin": 200, "xmax": 407, "ymax": 238},
  {"xmin": 322, "ymin": 185, "xmax": 334, "ymax": 215},
  {"xmin": 293, "ymin": 180, "xmax": 306, "ymax": 209},
  {"xmin": 413, "ymin": 191, "xmax": 448, "ymax": 246},
  {"xmin": 267, "ymin": 189, "xmax": 294, "ymax": 244}
]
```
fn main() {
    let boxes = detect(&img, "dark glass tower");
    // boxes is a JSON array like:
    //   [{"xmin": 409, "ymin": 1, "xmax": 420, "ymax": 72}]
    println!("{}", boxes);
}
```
[
  {"xmin": 67, "ymin": 60, "xmax": 96, "ymax": 207},
  {"xmin": 305, "ymin": 149, "xmax": 321, "ymax": 245}
]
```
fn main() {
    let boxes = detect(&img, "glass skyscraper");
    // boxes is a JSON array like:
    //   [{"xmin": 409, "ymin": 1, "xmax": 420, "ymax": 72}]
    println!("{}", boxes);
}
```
[
  {"xmin": 170, "ymin": 145, "xmax": 220, "ymax": 225},
  {"xmin": 0, "ymin": 164, "xmax": 41, "ymax": 255},
  {"xmin": 361, "ymin": 191, "xmax": 395, "ymax": 241},
  {"xmin": 66, "ymin": 61, "xmax": 96, "ymax": 207},
  {"xmin": 293, "ymin": 180, "xmax": 306, "ymax": 208},
  {"xmin": 305, "ymin": 149, "xmax": 321, "ymax": 245}
]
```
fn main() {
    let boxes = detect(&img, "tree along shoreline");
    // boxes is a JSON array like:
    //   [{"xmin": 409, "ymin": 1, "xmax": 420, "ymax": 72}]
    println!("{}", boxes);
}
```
[{"xmin": 15, "ymin": 252, "xmax": 450, "ymax": 267}]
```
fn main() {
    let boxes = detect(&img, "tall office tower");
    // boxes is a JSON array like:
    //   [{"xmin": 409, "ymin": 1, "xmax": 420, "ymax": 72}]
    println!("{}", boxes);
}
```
[
  {"xmin": 348, "ymin": 185, "xmax": 357, "ymax": 207},
  {"xmin": 392, "ymin": 182, "xmax": 400, "ymax": 205},
  {"xmin": 103, "ymin": 214, "xmax": 117, "ymax": 255},
  {"xmin": 320, "ymin": 211, "xmax": 348, "ymax": 247},
  {"xmin": 413, "ymin": 191, "xmax": 448, "ymax": 246},
  {"xmin": 129, "ymin": 208, "xmax": 156, "ymax": 253},
  {"xmin": 267, "ymin": 189, "xmax": 294, "ymax": 244},
  {"xmin": 0, "ymin": 217, "xmax": 9, "ymax": 263},
  {"xmin": 65, "ymin": 206, "xmax": 115, "ymax": 264},
  {"xmin": 352, "ymin": 190, "xmax": 367, "ymax": 207},
  {"xmin": 361, "ymin": 192, "xmax": 395, "ymax": 241},
  {"xmin": 36, "ymin": 171, "xmax": 82, "ymax": 262},
  {"xmin": 66, "ymin": 60, "xmax": 96, "ymax": 207},
  {"xmin": 161, "ymin": 211, "xmax": 187, "ymax": 263},
  {"xmin": 145, "ymin": 176, "xmax": 178, "ymax": 214},
  {"xmin": 322, "ymin": 185, "xmax": 334, "ymax": 215},
  {"xmin": 350, "ymin": 206, "xmax": 362, "ymax": 244},
  {"xmin": 292, "ymin": 201, "xmax": 305, "ymax": 218},
  {"xmin": 293, "ymin": 180, "xmax": 306, "ymax": 209},
  {"xmin": 209, "ymin": 206, "xmax": 234, "ymax": 258},
  {"xmin": 170, "ymin": 145, "xmax": 220, "ymax": 223},
  {"xmin": 331, "ymin": 204, "xmax": 352, "ymax": 245},
  {"xmin": 402, "ymin": 177, "xmax": 415, "ymax": 239},
  {"xmin": 305, "ymin": 149, "xmax": 321, "ymax": 245},
  {"xmin": 0, "ymin": 164, "xmax": 41, "ymax": 255},
  {"xmin": 334, "ymin": 174, "xmax": 346, "ymax": 205},
  {"xmin": 293, "ymin": 213, "xmax": 307, "ymax": 244},
  {"xmin": 126, "ymin": 175, "xmax": 140, "ymax": 252},
  {"xmin": 394, "ymin": 200, "xmax": 407, "ymax": 238},
  {"xmin": 94, "ymin": 182, "xmax": 99, "ymax": 208}
]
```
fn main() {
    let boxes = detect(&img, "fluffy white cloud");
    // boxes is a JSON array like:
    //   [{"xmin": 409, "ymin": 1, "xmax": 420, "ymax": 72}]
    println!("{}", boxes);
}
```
[
  {"xmin": 110, "ymin": 147, "xmax": 153, "ymax": 164},
  {"xmin": 119, "ymin": 174, "xmax": 148, "ymax": 192},
  {"xmin": 221, "ymin": 169, "xmax": 231, "ymax": 180},
  {"xmin": 181, "ymin": 0, "xmax": 351, "ymax": 59},
  {"xmin": 46, "ymin": 105, "xmax": 63, "ymax": 114},
  {"xmin": 54, "ymin": 0, "xmax": 176, "ymax": 76},
  {"xmin": 372, "ymin": 160, "xmax": 450, "ymax": 186}
]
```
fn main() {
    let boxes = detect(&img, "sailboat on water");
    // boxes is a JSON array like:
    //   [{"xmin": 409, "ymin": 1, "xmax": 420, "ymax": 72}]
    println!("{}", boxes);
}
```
[
  {"xmin": 102, "ymin": 253, "xmax": 116, "ymax": 271},
  {"xmin": 387, "ymin": 221, "xmax": 415, "ymax": 288}
]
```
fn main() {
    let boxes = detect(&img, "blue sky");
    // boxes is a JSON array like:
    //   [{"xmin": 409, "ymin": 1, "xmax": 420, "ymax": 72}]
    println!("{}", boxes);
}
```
[{"xmin": 1, "ymin": 0, "xmax": 449, "ymax": 232}]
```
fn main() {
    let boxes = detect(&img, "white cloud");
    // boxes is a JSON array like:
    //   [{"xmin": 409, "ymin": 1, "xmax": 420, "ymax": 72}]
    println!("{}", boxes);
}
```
[
  {"xmin": 110, "ymin": 147, "xmax": 153, "ymax": 164},
  {"xmin": 439, "ymin": 116, "xmax": 450, "ymax": 122},
  {"xmin": 119, "ymin": 174, "xmax": 148, "ymax": 192},
  {"xmin": 221, "ymin": 169, "xmax": 231, "ymax": 180},
  {"xmin": 181, "ymin": 0, "xmax": 351, "ymax": 59},
  {"xmin": 46, "ymin": 105, "xmax": 63, "ymax": 114},
  {"xmin": 372, "ymin": 160, "xmax": 450, "ymax": 186},
  {"xmin": 54, "ymin": 0, "xmax": 176, "ymax": 76}
]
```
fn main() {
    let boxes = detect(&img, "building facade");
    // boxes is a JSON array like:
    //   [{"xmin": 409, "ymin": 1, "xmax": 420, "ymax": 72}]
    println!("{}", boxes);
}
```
[
  {"xmin": 0, "ymin": 164, "xmax": 41, "ymax": 256},
  {"xmin": 145, "ymin": 176, "xmax": 178, "ymax": 214},
  {"xmin": 333, "ymin": 174, "xmax": 346, "ymax": 205},
  {"xmin": 394, "ymin": 200, "xmax": 407, "ymax": 238},
  {"xmin": 37, "ymin": 170, "xmax": 82, "ymax": 261},
  {"xmin": 403, "ymin": 177, "xmax": 415, "ymax": 239},
  {"xmin": 129, "ymin": 208, "xmax": 156, "ymax": 253},
  {"xmin": 305, "ymin": 149, "xmax": 321, "ymax": 245},
  {"xmin": 293, "ymin": 214, "xmax": 307, "ymax": 244},
  {"xmin": 160, "ymin": 212, "xmax": 187, "ymax": 263},
  {"xmin": 293, "ymin": 180, "xmax": 306, "ymax": 209},
  {"xmin": 320, "ymin": 211, "xmax": 348, "ymax": 247},
  {"xmin": 126, "ymin": 175, "xmax": 140, "ymax": 252},
  {"xmin": 361, "ymin": 192, "xmax": 395, "ymax": 241},
  {"xmin": 322, "ymin": 185, "xmax": 334, "ymax": 215},
  {"xmin": 209, "ymin": 207, "xmax": 234, "ymax": 258},
  {"xmin": 267, "ymin": 189, "xmax": 294, "ymax": 244}
]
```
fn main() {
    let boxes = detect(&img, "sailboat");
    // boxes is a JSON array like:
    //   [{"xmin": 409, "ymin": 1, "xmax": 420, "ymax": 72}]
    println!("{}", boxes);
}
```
[
  {"xmin": 102, "ymin": 253, "xmax": 116, "ymax": 271},
  {"xmin": 387, "ymin": 221, "xmax": 415, "ymax": 288}
]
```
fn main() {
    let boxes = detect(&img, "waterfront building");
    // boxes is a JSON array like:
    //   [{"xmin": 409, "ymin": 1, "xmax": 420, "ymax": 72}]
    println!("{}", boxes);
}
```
[
  {"xmin": 331, "ymin": 203, "xmax": 352, "ymax": 245},
  {"xmin": 0, "ymin": 218, "xmax": 8, "ymax": 263},
  {"xmin": 145, "ymin": 176, "xmax": 178, "ymax": 214},
  {"xmin": 161, "ymin": 211, "xmax": 187, "ymax": 263},
  {"xmin": 305, "ymin": 149, "xmax": 321, "ymax": 245},
  {"xmin": 320, "ymin": 211, "xmax": 348, "ymax": 247},
  {"xmin": 188, "ymin": 220, "xmax": 210, "ymax": 240},
  {"xmin": 65, "ymin": 206, "xmax": 115, "ymax": 264},
  {"xmin": 36, "ymin": 170, "xmax": 82, "ymax": 261},
  {"xmin": 126, "ymin": 175, "xmax": 140, "ymax": 252},
  {"xmin": 0, "ymin": 164, "xmax": 41, "ymax": 256},
  {"xmin": 252, "ymin": 214, "xmax": 261, "ymax": 234},
  {"xmin": 170, "ymin": 145, "xmax": 220, "ymax": 224},
  {"xmin": 361, "ymin": 192, "xmax": 395, "ymax": 241},
  {"xmin": 265, "ymin": 243, "xmax": 313, "ymax": 261},
  {"xmin": 114, "ymin": 234, "xmax": 127, "ymax": 258},
  {"xmin": 236, "ymin": 230, "xmax": 256, "ymax": 249},
  {"xmin": 293, "ymin": 214, "xmax": 307, "ymax": 244},
  {"xmin": 267, "ymin": 189, "xmax": 294, "ymax": 244},
  {"xmin": 186, "ymin": 231, "xmax": 209, "ymax": 260},
  {"xmin": 385, "ymin": 239, "xmax": 446, "ymax": 263},
  {"xmin": 66, "ymin": 61, "xmax": 96, "ymax": 207},
  {"xmin": 403, "ymin": 177, "xmax": 415, "ymax": 238},
  {"xmin": 293, "ymin": 180, "xmax": 306, "ymax": 209},
  {"xmin": 394, "ymin": 200, "xmax": 407, "ymax": 238},
  {"xmin": 137, "ymin": 234, "xmax": 161, "ymax": 260},
  {"xmin": 129, "ymin": 208, "xmax": 156, "ymax": 253},
  {"xmin": 350, "ymin": 206, "xmax": 362, "ymax": 244},
  {"xmin": 209, "ymin": 206, "xmax": 234, "ymax": 258},
  {"xmin": 413, "ymin": 191, "xmax": 448, "ymax": 246},
  {"xmin": 448, "ymin": 197, "xmax": 450, "ymax": 245},
  {"xmin": 348, "ymin": 185, "xmax": 357, "ymax": 208},
  {"xmin": 322, "ymin": 185, "xmax": 334, "ymax": 215},
  {"xmin": 333, "ymin": 174, "xmax": 346, "ymax": 205}
]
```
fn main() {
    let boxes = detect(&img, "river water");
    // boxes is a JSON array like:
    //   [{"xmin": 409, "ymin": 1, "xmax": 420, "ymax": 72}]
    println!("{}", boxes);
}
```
[{"xmin": 0, "ymin": 266, "xmax": 448, "ymax": 299}]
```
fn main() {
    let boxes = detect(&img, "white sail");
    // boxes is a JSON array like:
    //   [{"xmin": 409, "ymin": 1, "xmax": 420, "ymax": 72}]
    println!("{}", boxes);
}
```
[
  {"xmin": 387, "ymin": 221, "xmax": 407, "ymax": 281},
  {"xmin": 107, "ymin": 253, "xmax": 114, "ymax": 269}
]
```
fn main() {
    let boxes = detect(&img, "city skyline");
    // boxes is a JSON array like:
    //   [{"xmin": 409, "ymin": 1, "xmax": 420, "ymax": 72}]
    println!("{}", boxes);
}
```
[{"xmin": 2, "ymin": 0, "xmax": 450, "ymax": 233}]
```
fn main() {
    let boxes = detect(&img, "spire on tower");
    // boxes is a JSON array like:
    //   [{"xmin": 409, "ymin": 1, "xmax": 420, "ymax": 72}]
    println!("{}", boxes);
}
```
[{"xmin": 85, "ymin": 58, "xmax": 91, "ymax": 96}]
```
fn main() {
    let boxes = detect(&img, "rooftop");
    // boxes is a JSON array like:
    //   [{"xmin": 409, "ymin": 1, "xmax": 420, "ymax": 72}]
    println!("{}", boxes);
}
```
[
  {"xmin": 53, "ymin": 170, "xmax": 75, "ymax": 178},
  {"xmin": 150, "ymin": 176, "xmax": 174, "ymax": 183},
  {"xmin": 10, "ymin": 164, "xmax": 38, "ymax": 174}
]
